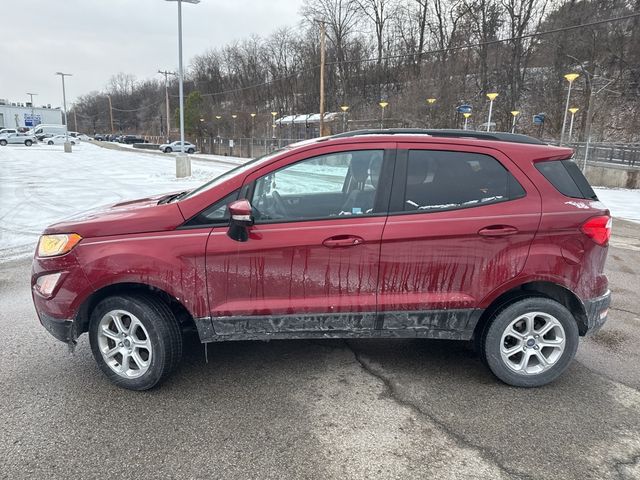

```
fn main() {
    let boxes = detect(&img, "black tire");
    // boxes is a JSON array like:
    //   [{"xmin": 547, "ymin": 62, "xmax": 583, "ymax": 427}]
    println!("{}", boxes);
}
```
[
  {"xmin": 165, "ymin": 147, "xmax": 172, "ymax": 153},
  {"xmin": 187, "ymin": 148, "xmax": 195, "ymax": 154},
  {"xmin": 480, "ymin": 297, "xmax": 579, "ymax": 387},
  {"xmin": 25, "ymin": 140, "xmax": 33, "ymax": 146},
  {"xmin": 0, "ymin": 140, "xmax": 6, "ymax": 146},
  {"xmin": 48, "ymin": 141, "xmax": 54, "ymax": 145},
  {"xmin": 88, "ymin": 294, "xmax": 182, "ymax": 390}
]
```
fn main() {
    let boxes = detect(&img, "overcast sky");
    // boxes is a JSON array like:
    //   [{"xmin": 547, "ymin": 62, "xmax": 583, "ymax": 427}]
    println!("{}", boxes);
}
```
[{"xmin": 1, "ymin": 0, "xmax": 303, "ymax": 107}]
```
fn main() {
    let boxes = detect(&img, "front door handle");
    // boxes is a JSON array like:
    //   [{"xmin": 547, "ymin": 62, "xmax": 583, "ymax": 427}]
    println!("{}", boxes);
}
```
[
  {"xmin": 322, "ymin": 235, "xmax": 365, "ymax": 248},
  {"xmin": 478, "ymin": 225, "xmax": 519, "ymax": 237}
]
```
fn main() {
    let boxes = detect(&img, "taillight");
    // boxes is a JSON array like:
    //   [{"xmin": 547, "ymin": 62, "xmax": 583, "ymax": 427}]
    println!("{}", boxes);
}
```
[{"xmin": 581, "ymin": 215, "xmax": 612, "ymax": 246}]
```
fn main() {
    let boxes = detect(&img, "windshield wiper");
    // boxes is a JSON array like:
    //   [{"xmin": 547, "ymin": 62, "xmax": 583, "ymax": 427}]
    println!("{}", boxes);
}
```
[{"xmin": 158, "ymin": 191, "xmax": 188, "ymax": 204}]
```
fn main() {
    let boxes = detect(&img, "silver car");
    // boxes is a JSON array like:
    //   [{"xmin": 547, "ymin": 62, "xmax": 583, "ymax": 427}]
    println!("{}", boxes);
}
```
[{"xmin": 0, "ymin": 133, "xmax": 37, "ymax": 146}]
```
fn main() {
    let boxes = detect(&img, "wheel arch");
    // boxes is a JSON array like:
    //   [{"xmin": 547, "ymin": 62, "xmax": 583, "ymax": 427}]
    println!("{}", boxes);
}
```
[
  {"xmin": 474, "ymin": 280, "xmax": 588, "ymax": 342},
  {"xmin": 75, "ymin": 282, "xmax": 196, "ymax": 337}
]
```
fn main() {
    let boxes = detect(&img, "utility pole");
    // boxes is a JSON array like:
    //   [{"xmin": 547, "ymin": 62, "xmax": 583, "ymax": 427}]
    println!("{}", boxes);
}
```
[
  {"xmin": 55, "ymin": 72, "xmax": 72, "ymax": 152},
  {"xmin": 317, "ymin": 20, "xmax": 326, "ymax": 137},
  {"xmin": 107, "ymin": 95, "xmax": 115, "ymax": 134},
  {"xmin": 158, "ymin": 70, "xmax": 176, "ymax": 142},
  {"xmin": 26, "ymin": 92, "xmax": 37, "ymax": 127}
]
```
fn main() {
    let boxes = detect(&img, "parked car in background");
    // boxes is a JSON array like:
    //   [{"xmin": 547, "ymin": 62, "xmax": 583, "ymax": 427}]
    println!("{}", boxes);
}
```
[
  {"xmin": 94, "ymin": 134, "xmax": 106, "ymax": 141},
  {"xmin": 122, "ymin": 135, "xmax": 146, "ymax": 144},
  {"xmin": 45, "ymin": 135, "xmax": 79, "ymax": 146},
  {"xmin": 0, "ymin": 132, "xmax": 36, "ymax": 146},
  {"xmin": 32, "ymin": 129, "xmax": 611, "ymax": 390},
  {"xmin": 159, "ymin": 140, "xmax": 196, "ymax": 153},
  {"xmin": 78, "ymin": 134, "xmax": 92, "ymax": 141},
  {"xmin": 0, "ymin": 128, "xmax": 18, "ymax": 137}
]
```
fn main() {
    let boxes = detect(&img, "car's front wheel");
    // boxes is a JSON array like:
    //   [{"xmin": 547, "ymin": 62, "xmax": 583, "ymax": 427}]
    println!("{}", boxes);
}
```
[
  {"xmin": 88, "ymin": 294, "xmax": 183, "ymax": 390},
  {"xmin": 0, "ymin": 140, "xmax": 6, "ymax": 146},
  {"xmin": 25, "ymin": 140, "xmax": 33, "ymax": 146},
  {"xmin": 187, "ymin": 148, "xmax": 195, "ymax": 154},
  {"xmin": 481, "ymin": 297, "xmax": 579, "ymax": 387},
  {"xmin": 48, "ymin": 141, "xmax": 54, "ymax": 145},
  {"xmin": 165, "ymin": 147, "xmax": 172, "ymax": 153}
]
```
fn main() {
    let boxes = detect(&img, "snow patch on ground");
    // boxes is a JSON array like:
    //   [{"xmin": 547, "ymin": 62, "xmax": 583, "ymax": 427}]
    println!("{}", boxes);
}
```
[
  {"xmin": 594, "ymin": 188, "xmax": 640, "ymax": 224},
  {"xmin": 0, "ymin": 142, "xmax": 243, "ymax": 261}
]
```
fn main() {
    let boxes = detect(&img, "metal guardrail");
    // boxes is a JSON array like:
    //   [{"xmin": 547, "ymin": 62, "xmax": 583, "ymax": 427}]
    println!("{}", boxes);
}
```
[{"xmin": 550, "ymin": 141, "xmax": 640, "ymax": 168}]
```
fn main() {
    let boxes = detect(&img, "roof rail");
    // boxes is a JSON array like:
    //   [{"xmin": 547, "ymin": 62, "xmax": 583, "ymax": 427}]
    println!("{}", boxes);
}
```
[{"xmin": 330, "ymin": 128, "xmax": 546, "ymax": 145}]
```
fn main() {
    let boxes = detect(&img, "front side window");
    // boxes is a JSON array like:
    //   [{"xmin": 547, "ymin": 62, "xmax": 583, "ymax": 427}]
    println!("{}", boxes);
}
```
[
  {"xmin": 401, "ymin": 150, "xmax": 525, "ymax": 212},
  {"xmin": 184, "ymin": 189, "xmax": 239, "ymax": 227},
  {"xmin": 251, "ymin": 150, "xmax": 384, "ymax": 222}
]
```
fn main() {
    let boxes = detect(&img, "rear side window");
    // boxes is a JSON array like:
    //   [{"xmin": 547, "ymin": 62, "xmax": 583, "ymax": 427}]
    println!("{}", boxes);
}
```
[
  {"xmin": 535, "ymin": 160, "xmax": 597, "ymax": 199},
  {"xmin": 399, "ymin": 150, "xmax": 525, "ymax": 212}
]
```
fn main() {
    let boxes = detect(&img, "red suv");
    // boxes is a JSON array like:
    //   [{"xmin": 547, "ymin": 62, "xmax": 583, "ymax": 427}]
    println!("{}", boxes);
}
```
[{"xmin": 32, "ymin": 130, "xmax": 611, "ymax": 390}]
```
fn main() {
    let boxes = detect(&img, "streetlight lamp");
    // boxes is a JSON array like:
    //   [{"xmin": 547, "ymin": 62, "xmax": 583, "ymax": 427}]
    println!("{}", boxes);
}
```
[
  {"xmin": 485, "ymin": 92, "xmax": 498, "ymax": 132},
  {"xmin": 568, "ymin": 107, "xmax": 579, "ymax": 143},
  {"xmin": 426, "ymin": 97, "xmax": 436, "ymax": 127},
  {"xmin": 55, "ymin": 72, "xmax": 72, "ymax": 152},
  {"xmin": 560, "ymin": 73, "xmax": 579, "ymax": 146},
  {"xmin": 166, "ymin": 0, "xmax": 200, "ymax": 178},
  {"xmin": 463, "ymin": 112, "xmax": 471, "ymax": 130},
  {"xmin": 378, "ymin": 101, "xmax": 388, "ymax": 129},
  {"xmin": 340, "ymin": 105, "xmax": 349, "ymax": 132},
  {"xmin": 510, "ymin": 110, "xmax": 520, "ymax": 133}
]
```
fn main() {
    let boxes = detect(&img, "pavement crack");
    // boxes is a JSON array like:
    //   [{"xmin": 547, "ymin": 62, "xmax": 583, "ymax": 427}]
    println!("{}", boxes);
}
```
[
  {"xmin": 343, "ymin": 340, "xmax": 532, "ymax": 480},
  {"xmin": 610, "ymin": 307, "xmax": 640, "ymax": 316},
  {"xmin": 613, "ymin": 452, "xmax": 640, "ymax": 479}
]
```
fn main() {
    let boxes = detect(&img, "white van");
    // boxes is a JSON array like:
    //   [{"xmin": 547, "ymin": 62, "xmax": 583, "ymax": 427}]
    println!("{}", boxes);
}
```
[{"xmin": 28, "ymin": 124, "xmax": 67, "ymax": 141}]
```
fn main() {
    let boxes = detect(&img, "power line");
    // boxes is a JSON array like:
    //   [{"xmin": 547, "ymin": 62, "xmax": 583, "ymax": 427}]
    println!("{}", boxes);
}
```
[{"xmin": 329, "ymin": 11, "xmax": 640, "ymax": 66}]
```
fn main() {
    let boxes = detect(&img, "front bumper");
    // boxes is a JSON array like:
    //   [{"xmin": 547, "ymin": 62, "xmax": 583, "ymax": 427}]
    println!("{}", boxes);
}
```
[
  {"xmin": 582, "ymin": 290, "xmax": 611, "ymax": 335},
  {"xmin": 38, "ymin": 311, "xmax": 76, "ymax": 343}
]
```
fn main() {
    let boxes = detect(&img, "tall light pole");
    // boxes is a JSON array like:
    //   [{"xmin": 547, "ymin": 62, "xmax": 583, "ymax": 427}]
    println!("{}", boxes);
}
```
[
  {"xmin": 166, "ymin": 0, "xmax": 199, "ymax": 177},
  {"xmin": 250, "ymin": 112, "xmax": 256, "ymax": 157},
  {"xmin": 271, "ymin": 111, "xmax": 278, "ymax": 139},
  {"xmin": 463, "ymin": 112, "xmax": 471, "ymax": 130},
  {"xmin": 568, "ymin": 107, "xmax": 579, "ymax": 143},
  {"xmin": 426, "ymin": 97, "xmax": 436, "ymax": 127},
  {"xmin": 26, "ymin": 92, "xmax": 38, "ymax": 127},
  {"xmin": 158, "ymin": 69, "xmax": 176, "ymax": 142},
  {"xmin": 316, "ymin": 19, "xmax": 326, "ymax": 137},
  {"xmin": 231, "ymin": 114, "xmax": 237, "ymax": 138},
  {"xmin": 55, "ymin": 72, "xmax": 72, "ymax": 152},
  {"xmin": 560, "ymin": 73, "xmax": 579, "ymax": 146},
  {"xmin": 340, "ymin": 105, "xmax": 349, "ymax": 132},
  {"xmin": 378, "ymin": 101, "xmax": 388, "ymax": 129},
  {"xmin": 485, "ymin": 92, "xmax": 498, "ymax": 132},
  {"xmin": 510, "ymin": 110, "xmax": 520, "ymax": 133}
]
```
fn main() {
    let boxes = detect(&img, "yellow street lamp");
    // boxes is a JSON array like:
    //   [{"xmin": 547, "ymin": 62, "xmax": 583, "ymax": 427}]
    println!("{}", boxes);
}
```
[
  {"xmin": 340, "ymin": 105, "xmax": 349, "ymax": 132},
  {"xmin": 510, "ymin": 110, "xmax": 520, "ymax": 133},
  {"xmin": 378, "ymin": 101, "xmax": 389, "ymax": 129},
  {"xmin": 427, "ymin": 97, "xmax": 436, "ymax": 105},
  {"xmin": 463, "ymin": 112, "xmax": 472, "ymax": 130},
  {"xmin": 568, "ymin": 107, "xmax": 579, "ymax": 142},
  {"xmin": 560, "ymin": 73, "xmax": 580, "ymax": 145},
  {"xmin": 486, "ymin": 92, "xmax": 498, "ymax": 132}
]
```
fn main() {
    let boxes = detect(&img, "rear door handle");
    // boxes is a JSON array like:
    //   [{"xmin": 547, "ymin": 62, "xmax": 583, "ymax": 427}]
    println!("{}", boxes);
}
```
[
  {"xmin": 322, "ymin": 235, "xmax": 365, "ymax": 248},
  {"xmin": 478, "ymin": 225, "xmax": 519, "ymax": 237}
]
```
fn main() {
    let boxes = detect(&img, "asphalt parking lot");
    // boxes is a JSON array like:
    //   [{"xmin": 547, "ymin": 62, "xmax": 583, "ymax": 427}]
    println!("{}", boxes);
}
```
[{"xmin": 1, "ymin": 220, "xmax": 640, "ymax": 479}]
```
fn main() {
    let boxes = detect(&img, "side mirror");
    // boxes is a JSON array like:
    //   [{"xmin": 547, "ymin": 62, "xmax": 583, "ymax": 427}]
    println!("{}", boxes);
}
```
[{"xmin": 227, "ymin": 199, "xmax": 253, "ymax": 242}]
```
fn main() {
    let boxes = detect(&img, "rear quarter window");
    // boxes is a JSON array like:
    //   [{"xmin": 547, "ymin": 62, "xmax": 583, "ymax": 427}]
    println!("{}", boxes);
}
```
[{"xmin": 535, "ymin": 160, "xmax": 597, "ymax": 200}]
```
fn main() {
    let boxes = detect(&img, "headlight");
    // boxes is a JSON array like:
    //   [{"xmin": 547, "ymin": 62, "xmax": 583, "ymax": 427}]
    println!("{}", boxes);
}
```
[{"xmin": 37, "ymin": 233, "xmax": 82, "ymax": 257}]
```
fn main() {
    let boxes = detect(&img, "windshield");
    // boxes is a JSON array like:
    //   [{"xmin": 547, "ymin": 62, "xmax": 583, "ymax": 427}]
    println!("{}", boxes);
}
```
[{"xmin": 179, "ymin": 149, "xmax": 286, "ymax": 201}]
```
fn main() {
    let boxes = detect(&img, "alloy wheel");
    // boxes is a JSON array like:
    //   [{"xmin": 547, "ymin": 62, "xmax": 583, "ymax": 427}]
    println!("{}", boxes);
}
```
[
  {"xmin": 500, "ymin": 311, "xmax": 566, "ymax": 375},
  {"xmin": 97, "ymin": 309, "xmax": 152, "ymax": 378}
]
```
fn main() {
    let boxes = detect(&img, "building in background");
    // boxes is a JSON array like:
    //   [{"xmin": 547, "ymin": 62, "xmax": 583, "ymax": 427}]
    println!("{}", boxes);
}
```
[{"xmin": 0, "ymin": 98, "xmax": 63, "ymax": 130}]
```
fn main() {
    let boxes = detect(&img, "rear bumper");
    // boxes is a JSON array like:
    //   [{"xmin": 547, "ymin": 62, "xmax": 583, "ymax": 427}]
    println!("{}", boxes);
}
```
[{"xmin": 582, "ymin": 290, "xmax": 611, "ymax": 335}]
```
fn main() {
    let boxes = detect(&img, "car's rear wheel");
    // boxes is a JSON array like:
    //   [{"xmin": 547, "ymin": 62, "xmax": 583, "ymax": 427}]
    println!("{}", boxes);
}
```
[
  {"xmin": 187, "ymin": 148, "xmax": 195, "ymax": 154},
  {"xmin": 165, "ymin": 147, "xmax": 172, "ymax": 153},
  {"xmin": 480, "ymin": 297, "xmax": 579, "ymax": 387},
  {"xmin": 47, "ymin": 141, "xmax": 54, "ymax": 145},
  {"xmin": 0, "ymin": 140, "xmax": 6, "ymax": 146},
  {"xmin": 25, "ymin": 140, "xmax": 33, "ymax": 146},
  {"xmin": 88, "ymin": 294, "xmax": 182, "ymax": 390}
]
